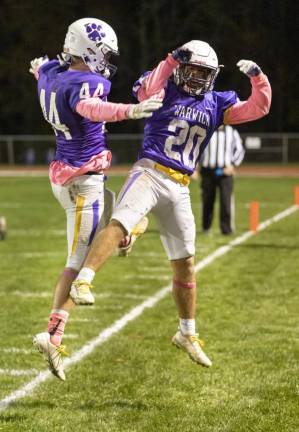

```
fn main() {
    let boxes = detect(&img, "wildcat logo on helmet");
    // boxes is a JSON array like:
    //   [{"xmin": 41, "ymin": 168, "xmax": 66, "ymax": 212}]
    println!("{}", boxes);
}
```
[
  {"xmin": 62, "ymin": 18, "xmax": 119, "ymax": 76},
  {"xmin": 84, "ymin": 23, "xmax": 106, "ymax": 42}
]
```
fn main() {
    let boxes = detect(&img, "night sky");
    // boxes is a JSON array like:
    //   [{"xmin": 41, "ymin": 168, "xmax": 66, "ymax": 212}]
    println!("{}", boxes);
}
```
[{"xmin": 0, "ymin": 0, "xmax": 297, "ymax": 135}]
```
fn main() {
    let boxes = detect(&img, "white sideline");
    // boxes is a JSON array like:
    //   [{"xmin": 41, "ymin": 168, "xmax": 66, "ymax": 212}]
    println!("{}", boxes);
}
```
[{"xmin": 0, "ymin": 205, "xmax": 297, "ymax": 411}]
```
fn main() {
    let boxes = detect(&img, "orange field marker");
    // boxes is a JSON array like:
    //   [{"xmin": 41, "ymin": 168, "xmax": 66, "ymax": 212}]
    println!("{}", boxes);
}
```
[
  {"xmin": 249, "ymin": 201, "xmax": 259, "ymax": 232},
  {"xmin": 294, "ymin": 186, "xmax": 299, "ymax": 205}
]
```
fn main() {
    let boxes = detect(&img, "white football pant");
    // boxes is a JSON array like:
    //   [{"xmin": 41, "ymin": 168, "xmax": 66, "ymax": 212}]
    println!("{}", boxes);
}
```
[
  {"xmin": 51, "ymin": 174, "xmax": 110, "ymax": 271},
  {"xmin": 112, "ymin": 159, "xmax": 196, "ymax": 260}
]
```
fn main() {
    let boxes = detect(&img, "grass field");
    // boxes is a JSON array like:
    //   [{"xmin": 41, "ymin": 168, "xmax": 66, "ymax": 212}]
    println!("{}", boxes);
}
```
[{"xmin": 0, "ymin": 173, "xmax": 298, "ymax": 431}]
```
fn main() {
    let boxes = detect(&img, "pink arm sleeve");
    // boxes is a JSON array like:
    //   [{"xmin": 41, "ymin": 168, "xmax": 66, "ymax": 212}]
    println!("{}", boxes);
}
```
[
  {"xmin": 224, "ymin": 73, "xmax": 272, "ymax": 124},
  {"xmin": 76, "ymin": 98, "xmax": 132, "ymax": 122},
  {"xmin": 137, "ymin": 54, "xmax": 179, "ymax": 101}
]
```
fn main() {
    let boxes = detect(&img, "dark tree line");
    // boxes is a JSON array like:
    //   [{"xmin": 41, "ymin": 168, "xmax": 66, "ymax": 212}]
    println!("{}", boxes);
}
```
[{"xmin": 0, "ymin": 0, "xmax": 297, "ymax": 135}]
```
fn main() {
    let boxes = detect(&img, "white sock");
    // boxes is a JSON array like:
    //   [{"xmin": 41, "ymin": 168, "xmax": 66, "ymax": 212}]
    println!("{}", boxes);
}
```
[
  {"xmin": 76, "ymin": 267, "xmax": 95, "ymax": 284},
  {"xmin": 179, "ymin": 318, "xmax": 196, "ymax": 336}
]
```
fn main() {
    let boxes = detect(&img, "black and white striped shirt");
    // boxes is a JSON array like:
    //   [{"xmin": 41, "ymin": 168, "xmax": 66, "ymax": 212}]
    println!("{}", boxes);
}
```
[{"xmin": 201, "ymin": 125, "xmax": 245, "ymax": 168}]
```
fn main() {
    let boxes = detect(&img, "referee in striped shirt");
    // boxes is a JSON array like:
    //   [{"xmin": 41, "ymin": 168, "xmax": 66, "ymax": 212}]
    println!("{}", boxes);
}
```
[{"xmin": 200, "ymin": 125, "xmax": 245, "ymax": 235}]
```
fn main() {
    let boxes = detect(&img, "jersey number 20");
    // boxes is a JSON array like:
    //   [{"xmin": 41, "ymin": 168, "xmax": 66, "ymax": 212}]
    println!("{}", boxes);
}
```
[{"xmin": 164, "ymin": 119, "xmax": 206, "ymax": 169}]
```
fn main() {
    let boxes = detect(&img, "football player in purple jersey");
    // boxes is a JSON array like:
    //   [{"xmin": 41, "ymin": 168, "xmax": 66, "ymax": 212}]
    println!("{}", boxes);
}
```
[
  {"xmin": 30, "ymin": 18, "xmax": 162, "ymax": 380},
  {"xmin": 69, "ymin": 40, "xmax": 271, "ymax": 375}
]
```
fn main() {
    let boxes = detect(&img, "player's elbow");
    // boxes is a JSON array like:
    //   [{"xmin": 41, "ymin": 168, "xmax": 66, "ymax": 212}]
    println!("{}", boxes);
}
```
[
  {"xmin": 255, "ymin": 94, "xmax": 272, "ymax": 118},
  {"xmin": 259, "ymin": 87, "xmax": 272, "ymax": 116},
  {"xmin": 261, "ymin": 101, "xmax": 271, "ymax": 116},
  {"xmin": 259, "ymin": 104, "xmax": 270, "ymax": 117}
]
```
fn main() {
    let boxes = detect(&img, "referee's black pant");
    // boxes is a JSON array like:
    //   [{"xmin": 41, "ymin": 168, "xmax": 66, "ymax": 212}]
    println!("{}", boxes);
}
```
[{"xmin": 200, "ymin": 168, "xmax": 234, "ymax": 235}]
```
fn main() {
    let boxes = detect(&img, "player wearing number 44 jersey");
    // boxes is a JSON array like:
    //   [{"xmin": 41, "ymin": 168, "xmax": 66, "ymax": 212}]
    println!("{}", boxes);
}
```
[
  {"xmin": 30, "ymin": 17, "xmax": 161, "ymax": 380},
  {"xmin": 70, "ymin": 40, "xmax": 271, "ymax": 373}
]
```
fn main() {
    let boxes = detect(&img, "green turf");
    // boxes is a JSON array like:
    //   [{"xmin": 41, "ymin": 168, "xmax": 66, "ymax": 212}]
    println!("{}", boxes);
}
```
[{"xmin": 0, "ymin": 174, "xmax": 298, "ymax": 431}]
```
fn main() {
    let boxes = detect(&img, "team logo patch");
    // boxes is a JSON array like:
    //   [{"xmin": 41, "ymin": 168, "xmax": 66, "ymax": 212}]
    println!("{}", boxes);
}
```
[{"xmin": 85, "ymin": 23, "xmax": 106, "ymax": 42}]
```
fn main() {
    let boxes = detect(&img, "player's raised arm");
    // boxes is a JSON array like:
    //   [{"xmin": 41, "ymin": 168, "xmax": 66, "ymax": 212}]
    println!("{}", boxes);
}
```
[
  {"xmin": 224, "ymin": 60, "xmax": 272, "ymax": 125},
  {"xmin": 134, "ymin": 48, "xmax": 192, "ymax": 101}
]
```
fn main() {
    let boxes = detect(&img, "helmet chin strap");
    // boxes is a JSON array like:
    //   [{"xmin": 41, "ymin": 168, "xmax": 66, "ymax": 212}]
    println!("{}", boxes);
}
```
[
  {"xmin": 182, "ymin": 81, "xmax": 205, "ymax": 96},
  {"xmin": 186, "ymin": 87, "xmax": 202, "ymax": 96},
  {"xmin": 83, "ymin": 56, "xmax": 116, "ymax": 78},
  {"xmin": 173, "ymin": 68, "xmax": 208, "ymax": 96},
  {"xmin": 58, "ymin": 53, "xmax": 71, "ymax": 66},
  {"xmin": 103, "ymin": 68, "xmax": 110, "ymax": 78}
]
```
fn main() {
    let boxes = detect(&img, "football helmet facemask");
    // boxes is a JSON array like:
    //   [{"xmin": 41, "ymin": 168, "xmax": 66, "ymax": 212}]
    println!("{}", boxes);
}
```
[
  {"xmin": 174, "ymin": 40, "xmax": 220, "ymax": 96},
  {"xmin": 62, "ymin": 18, "xmax": 119, "ymax": 78}
]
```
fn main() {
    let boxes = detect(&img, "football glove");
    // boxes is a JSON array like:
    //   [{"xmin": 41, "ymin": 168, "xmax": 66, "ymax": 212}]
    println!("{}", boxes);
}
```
[
  {"xmin": 172, "ymin": 47, "xmax": 192, "ymax": 63},
  {"xmin": 237, "ymin": 60, "xmax": 261, "ymax": 77},
  {"xmin": 128, "ymin": 97, "xmax": 163, "ymax": 120},
  {"xmin": 29, "ymin": 56, "xmax": 49, "ymax": 75}
]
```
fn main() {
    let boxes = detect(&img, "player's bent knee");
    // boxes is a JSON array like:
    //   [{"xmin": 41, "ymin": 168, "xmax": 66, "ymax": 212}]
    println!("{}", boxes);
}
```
[
  {"xmin": 62, "ymin": 267, "xmax": 79, "ymax": 279},
  {"xmin": 110, "ymin": 218, "xmax": 128, "ymax": 236},
  {"xmin": 171, "ymin": 255, "xmax": 195, "ymax": 282},
  {"xmin": 172, "ymin": 255, "xmax": 194, "ymax": 268}
]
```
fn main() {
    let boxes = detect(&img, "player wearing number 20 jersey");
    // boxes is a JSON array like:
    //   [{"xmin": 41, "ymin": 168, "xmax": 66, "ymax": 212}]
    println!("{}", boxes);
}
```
[
  {"xmin": 110, "ymin": 39, "xmax": 271, "ymax": 258},
  {"xmin": 110, "ymin": 40, "xmax": 271, "ymax": 250},
  {"xmin": 71, "ymin": 40, "xmax": 271, "ymax": 370}
]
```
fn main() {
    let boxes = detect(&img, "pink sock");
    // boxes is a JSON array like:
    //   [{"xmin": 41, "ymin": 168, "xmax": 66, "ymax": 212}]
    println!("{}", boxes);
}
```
[{"xmin": 47, "ymin": 310, "xmax": 68, "ymax": 346}]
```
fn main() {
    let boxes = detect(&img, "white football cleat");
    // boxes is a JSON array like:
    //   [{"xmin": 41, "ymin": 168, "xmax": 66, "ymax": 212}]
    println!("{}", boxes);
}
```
[
  {"xmin": 70, "ymin": 280, "xmax": 95, "ymax": 305},
  {"xmin": 33, "ymin": 332, "xmax": 68, "ymax": 381},
  {"xmin": 172, "ymin": 331, "xmax": 212, "ymax": 367},
  {"xmin": 118, "ymin": 216, "xmax": 149, "ymax": 257}
]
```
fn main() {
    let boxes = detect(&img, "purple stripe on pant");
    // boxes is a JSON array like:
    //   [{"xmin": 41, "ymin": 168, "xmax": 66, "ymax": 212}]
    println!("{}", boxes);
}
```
[
  {"xmin": 88, "ymin": 199, "xmax": 99, "ymax": 246},
  {"xmin": 117, "ymin": 171, "xmax": 143, "ymax": 205}
]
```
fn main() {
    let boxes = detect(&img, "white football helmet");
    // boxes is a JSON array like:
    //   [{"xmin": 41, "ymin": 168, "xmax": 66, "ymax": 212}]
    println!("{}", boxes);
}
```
[
  {"xmin": 174, "ymin": 40, "xmax": 220, "ymax": 96},
  {"xmin": 63, "ymin": 18, "xmax": 119, "ymax": 77}
]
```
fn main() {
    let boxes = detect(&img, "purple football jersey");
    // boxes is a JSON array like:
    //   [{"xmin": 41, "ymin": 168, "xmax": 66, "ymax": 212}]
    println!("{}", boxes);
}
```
[
  {"xmin": 38, "ymin": 60, "xmax": 111, "ymax": 167},
  {"xmin": 133, "ymin": 76, "xmax": 237, "ymax": 175}
]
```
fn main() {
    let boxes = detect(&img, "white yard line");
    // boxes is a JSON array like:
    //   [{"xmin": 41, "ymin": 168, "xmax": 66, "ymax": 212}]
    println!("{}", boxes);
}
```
[
  {"xmin": 57, "ymin": 334, "xmax": 78, "ymax": 339},
  {"xmin": 0, "ymin": 369, "xmax": 39, "ymax": 376},
  {"xmin": 93, "ymin": 292, "xmax": 148, "ymax": 300},
  {"xmin": 133, "ymin": 251, "xmax": 166, "ymax": 258},
  {"xmin": 0, "ymin": 171, "xmax": 48, "ymax": 177},
  {"xmin": 1, "ymin": 291, "xmax": 52, "ymax": 298},
  {"xmin": 0, "ymin": 204, "xmax": 297, "ymax": 411},
  {"xmin": 124, "ymin": 274, "xmax": 170, "ymax": 280},
  {"xmin": 2, "ymin": 252, "xmax": 64, "ymax": 258},
  {"xmin": 0, "ymin": 348, "xmax": 34, "ymax": 355},
  {"xmin": 8, "ymin": 229, "xmax": 65, "ymax": 236},
  {"xmin": 2, "ymin": 292, "xmax": 148, "ymax": 300},
  {"xmin": 142, "ymin": 266, "xmax": 171, "ymax": 272}
]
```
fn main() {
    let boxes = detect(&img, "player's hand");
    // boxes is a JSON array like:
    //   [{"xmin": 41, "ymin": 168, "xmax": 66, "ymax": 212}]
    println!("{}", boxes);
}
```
[
  {"xmin": 128, "ymin": 97, "xmax": 163, "ymax": 120},
  {"xmin": 237, "ymin": 60, "xmax": 261, "ymax": 77},
  {"xmin": 29, "ymin": 56, "xmax": 49, "ymax": 75},
  {"xmin": 172, "ymin": 47, "xmax": 192, "ymax": 63}
]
